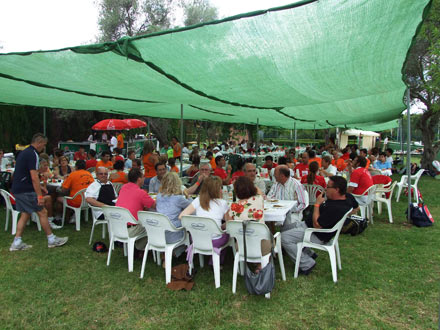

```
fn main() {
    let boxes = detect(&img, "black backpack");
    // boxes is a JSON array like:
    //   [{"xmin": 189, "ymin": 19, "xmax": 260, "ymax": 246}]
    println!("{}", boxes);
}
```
[{"xmin": 342, "ymin": 215, "xmax": 368, "ymax": 236}]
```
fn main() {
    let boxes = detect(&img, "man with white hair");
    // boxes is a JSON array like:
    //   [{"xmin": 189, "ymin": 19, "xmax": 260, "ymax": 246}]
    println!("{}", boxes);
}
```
[
  {"xmin": 185, "ymin": 163, "xmax": 212, "ymax": 195},
  {"xmin": 85, "ymin": 166, "xmax": 118, "ymax": 220},
  {"xmin": 244, "ymin": 163, "xmax": 266, "ymax": 194}
]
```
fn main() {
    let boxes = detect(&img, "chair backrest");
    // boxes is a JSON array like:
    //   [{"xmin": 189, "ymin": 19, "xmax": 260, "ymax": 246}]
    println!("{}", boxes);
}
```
[
  {"xmin": 89, "ymin": 205, "xmax": 103, "ymax": 221},
  {"xmin": 377, "ymin": 181, "xmax": 397, "ymax": 199},
  {"xmin": 101, "ymin": 206, "xmax": 135, "ymax": 239},
  {"xmin": 329, "ymin": 208, "xmax": 354, "ymax": 244},
  {"xmin": 226, "ymin": 221, "xmax": 271, "ymax": 259},
  {"xmin": 0, "ymin": 171, "xmax": 12, "ymax": 191},
  {"xmin": 365, "ymin": 185, "xmax": 377, "ymax": 203},
  {"xmin": 0, "ymin": 188, "xmax": 14, "ymax": 210},
  {"xmin": 181, "ymin": 215, "xmax": 223, "ymax": 252},
  {"xmin": 112, "ymin": 182, "xmax": 123, "ymax": 194},
  {"xmin": 138, "ymin": 211, "xmax": 180, "ymax": 247},
  {"xmin": 412, "ymin": 169, "xmax": 425, "ymax": 185},
  {"xmin": 75, "ymin": 188, "xmax": 88, "ymax": 208},
  {"xmin": 303, "ymin": 184, "xmax": 325, "ymax": 204}
]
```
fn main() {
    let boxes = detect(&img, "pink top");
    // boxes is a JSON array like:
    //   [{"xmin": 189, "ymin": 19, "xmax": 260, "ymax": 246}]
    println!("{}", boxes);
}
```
[{"xmin": 116, "ymin": 182, "xmax": 155, "ymax": 223}]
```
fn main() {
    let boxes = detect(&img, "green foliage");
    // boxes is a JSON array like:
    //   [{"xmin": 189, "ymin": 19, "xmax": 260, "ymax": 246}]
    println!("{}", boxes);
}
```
[
  {"xmin": 97, "ymin": 0, "xmax": 174, "ymax": 42},
  {"xmin": 181, "ymin": 0, "xmax": 218, "ymax": 27}
]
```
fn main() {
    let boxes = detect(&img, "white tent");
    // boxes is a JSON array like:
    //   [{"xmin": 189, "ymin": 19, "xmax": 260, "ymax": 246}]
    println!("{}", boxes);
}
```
[{"xmin": 339, "ymin": 129, "xmax": 380, "ymax": 150}]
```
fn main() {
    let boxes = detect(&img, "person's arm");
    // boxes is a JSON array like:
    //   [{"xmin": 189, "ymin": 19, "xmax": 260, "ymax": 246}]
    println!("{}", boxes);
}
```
[
  {"xmin": 30, "ymin": 170, "xmax": 44, "ymax": 206},
  {"xmin": 179, "ymin": 203, "xmax": 196, "ymax": 219},
  {"xmin": 312, "ymin": 193, "xmax": 325, "ymax": 229},
  {"xmin": 222, "ymin": 165, "xmax": 232, "ymax": 185},
  {"xmin": 86, "ymin": 197, "xmax": 106, "ymax": 207},
  {"xmin": 186, "ymin": 173, "xmax": 206, "ymax": 195},
  {"xmin": 292, "ymin": 181, "xmax": 307, "ymax": 212}
]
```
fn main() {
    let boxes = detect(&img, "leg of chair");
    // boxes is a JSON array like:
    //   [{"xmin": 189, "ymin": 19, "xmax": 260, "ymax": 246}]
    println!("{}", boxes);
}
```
[
  {"xmin": 359, "ymin": 206, "xmax": 366, "ymax": 219},
  {"xmin": 276, "ymin": 238, "xmax": 286, "ymax": 281},
  {"xmin": 239, "ymin": 261, "xmax": 245, "ymax": 276},
  {"xmin": 75, "ymin": 209, "xmax": 81, "ymax": 231},
  {"xmin": 368, "ymin": 204, "xmax": 374, "ymax": 224},
  {"xmin": 396, "ymin": 184, "xmax": 403, "ymax": 202},
  {"xmin": 199, "ymin": 254, "xmax": 204, "ymax": 268},
  {"xmin": 107, "ymin": 237, "xmax": 114, "ymax": 266},
  {"xmin": 127, "ymin": 240, "xmax": 135, "ymax": 272},
  {"xmin": 377, "ymin": 200, "xmax": 382, "ymax": 214},
  {"xmin": 5, "ymin": 209, "xmax": 10, "ymax": 231},
  {"xmin": 89, "ymin": 223, "xmax": 96, "ymax": 245},
  {"xmin": 61, "ymin": 202, "xmax": 66, "ymax": 227},
  {"xmin": 140, "ymin": 244, "xmax": 150, "ymax": 279},
  {"xmin": 328, "ymin": 248, "xmax": 338, "ymax": 283},
  {"xmin": 123, "ymin": 243, "xmax": 127, "ymax": 256},
  {"xmin": 293, "ymin": 243, "xmax": 303, "ymax": 279},
  {"xmin": 35, "ymin": 214, "xmax": 41, "ymax": 231},
  {"xmin": 414, "ymin": 187, "xmax": 419, "ymax": 204},
  {"xmin": 335, "ymin": 242, "xmax": 342, "ymax": 270},
  {"xmin": 386, "ymin": 199, "xmax": 393, "ymax": 223},
  {"xmin": 102, "ymin": 223, "xmax": 106, "ymax": 239},
  {"xmin": 84, "ymin": 208, "xmax": 89, "ymax": 223},
  {"xmin": 156, "ymin": 251, "xmax": 161, "ymax": 266},
  {"xmin": 212, "ymin": 253, "xmax": 221, "ymax": 288},
  {"xmin": 232, "ymin": 253, "xmax": 239, "ymax": 294},
  {"xmin": 165, "ymin": 246, "xmax": 173, "ymax": 284}
]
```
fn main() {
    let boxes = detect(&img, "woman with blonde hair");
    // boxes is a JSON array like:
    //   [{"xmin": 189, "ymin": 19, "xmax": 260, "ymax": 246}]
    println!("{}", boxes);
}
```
[
  {"xmin": 156, "ymin": 172, "xmax": 192, "ymax": 245},
  {"xmin": 142, "ymin": 141, "xmax": 158, "ymax": 189},
  {"xmin": 180, "ymin": 176, "xmax": 230, "ymax": 264}
]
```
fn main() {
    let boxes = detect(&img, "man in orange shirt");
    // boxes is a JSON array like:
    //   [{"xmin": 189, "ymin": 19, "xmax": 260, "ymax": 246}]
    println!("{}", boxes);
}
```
[
  {"xmin": 307, "ymin": 150, "xmax": 322, "ymax": 167},
  {"xmin": 359, "ymin": 149, "xmax": 371, "ymax": 168},
  {"xmin": 57, "ymin": 160, "xmax": 94, "ymax": 218},
  {"xmin": 332, "ymin": 150, "xmax": 347, "ymax": 172},
  {"xmin": 96, "ymin": 151, "xmax": 113, "ymax": 170},
  {"xmin": 116, "ymin": 131, "xmax": 124, "ymax": 150},
  {"xmin": 206, "ymin": 151, "xmax": 216, "ymax": 170}
]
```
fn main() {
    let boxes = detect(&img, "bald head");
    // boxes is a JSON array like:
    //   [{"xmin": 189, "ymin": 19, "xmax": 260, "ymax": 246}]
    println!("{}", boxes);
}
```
[
  {"xmin": 244, "ymin": 163, "xmax": 257, "ymax": 180},
  {"xmin": 274, "ymin": 165, "xmax": 290, "ymax": 184}
]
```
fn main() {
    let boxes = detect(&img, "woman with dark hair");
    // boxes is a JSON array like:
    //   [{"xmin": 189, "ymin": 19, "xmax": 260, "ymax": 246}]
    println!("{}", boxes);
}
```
[
  {"xmin": 171, "ymin": 136, "xmax": 181, "ymax": 161},
  {"xmin": 301, "ymin": 161, "xmax": 326, "ymax": 189},
  {"xmin": 228, "ymin": 176, "xmax": 264, "ymax": 222},
  {"xmin": 186, "ymin": 155, "xmax": 200, "ymax": 178},
  {"xmin": 231, "ymin": 158, "xmax": 245, "ymax": 182},
  {"xmin": 53, "ymin": 156, "xmax": 72, "ymax": 179},
  {"xmin": 109, "ymin": 160, "xmax": 128, "ymax": 184}
]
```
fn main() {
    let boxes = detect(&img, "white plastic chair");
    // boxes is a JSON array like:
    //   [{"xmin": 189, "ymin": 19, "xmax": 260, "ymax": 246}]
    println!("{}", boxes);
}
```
[
  {"xmin": 303, "ymin": 184, "xmax": 325, "ymax": 205},
  {"xmin": 181, "ymin": 215, "xmax": 234, "ymax": 288},
  {"xmin": 1, "ymin": 189, "xmax": 21, "ymax": 235},
  {"xmin": 102, "ymin": 206, "xmax": 148, "ymax": 272},
  {"xmin": 352, "ymin": 185, "xmax": 376, "ymax": 224},
  {"xmin": 0, "ymin": 189, "xmax": 41, "ymax": 235},
  {"xmin": 226, "ymin": 221, "xmax": 286, "ymax": 299},
  {"xmin": 138, "ymin": 211, "xmax": 188, "ymax": 284},
  {"xmin": 294, "ymin": 208, "xmax": 352, "ymax": 283},
  {"xmin": 88, "ymin": 205, "xmax": 108, "ymax": 245},
  {"xmin": 395, "ymin": 169, "xmax": 424, "ymax": 204},
  {"xmin": 112, "ymin": 182, "xmax": 123, "ymax": 195},
  {"xmin": 374, "ymin": 181, "xmax": 397, "ymax": 223},
  {"xmin": 62, "ymin": 188, "xmax": 89, "ymax": 231}
]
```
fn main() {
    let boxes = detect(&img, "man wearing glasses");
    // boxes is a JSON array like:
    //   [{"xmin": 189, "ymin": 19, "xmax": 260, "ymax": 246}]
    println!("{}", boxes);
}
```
[
  {"xmin": 185, "ymin": 163, "xmax": 212, "ymax": 196},
  {"xmin": 85, "ymin": 167, "xmax": 117, "ymax": 220},
  {"xmin": 281, "ymin": 176, "xmax": 358, "ymax": 276}
]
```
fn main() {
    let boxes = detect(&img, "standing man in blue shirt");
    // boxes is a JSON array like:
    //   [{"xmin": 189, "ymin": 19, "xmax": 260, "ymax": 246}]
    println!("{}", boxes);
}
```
[{"xmin": 10, "ymin": 133, "xmax": 68, "ymax": 251}]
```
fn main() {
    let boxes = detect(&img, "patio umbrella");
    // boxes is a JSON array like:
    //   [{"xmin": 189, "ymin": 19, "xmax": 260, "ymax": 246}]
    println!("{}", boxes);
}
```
[
  {"xmin": 123, "ymin": 119, "xmax": 147, "ymax": 129},
  {"xmin": 92, "ymin": 119, "xmax": 130, "ymax": 131}
]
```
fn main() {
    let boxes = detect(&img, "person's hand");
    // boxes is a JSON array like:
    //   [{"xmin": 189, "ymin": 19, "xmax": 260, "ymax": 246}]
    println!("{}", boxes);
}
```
[
  {"xmin": 316, "ymin": 193, "xmax": 325, "ymax": 205},
  {"xmin": 37, "ymin": 197, "xmax": 45, "ymax": 206},
  {"xmin": 227, "ymin": 164, "xmax": 232, "ymax": 171}
]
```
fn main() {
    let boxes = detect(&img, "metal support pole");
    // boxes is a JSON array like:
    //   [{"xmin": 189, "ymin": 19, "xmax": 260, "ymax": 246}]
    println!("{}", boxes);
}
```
[
  {"xmin": 256, "ymin": 118, "xmax": 259, "ymax": 166},
  {"xmin": 406, "ymin": 89, "xmax": 412, "ymax": 222},
  {"xmin": 180, "ymin": 104, "xmax": 184, "ymax": 177},
  {"xmin": 43, "ymin": 108, "xmax": 47, "ymax": 136},
  {"xmin": 313, "ymin": 124, "xmax": 316, "ymax": 145},
  {"xmin": 147, "ymin": 120, "xmax": 150, "ymax": 140},
  {"xmin": 336, "ymin": 127, "xmax": 340, "ymax": 147},
  {"xmin": 399, "ymin": 118, "xmax": 403, "ymax": 152},
  {"xmin": 294, "ymin": 122, "xmax": 297, "ymax": 148}
]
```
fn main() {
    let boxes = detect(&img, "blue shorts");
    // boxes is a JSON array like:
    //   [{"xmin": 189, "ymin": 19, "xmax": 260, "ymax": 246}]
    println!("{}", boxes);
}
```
[{"xmin": 14, "ymin": 192, "xmax": 43, "ymax": 214}]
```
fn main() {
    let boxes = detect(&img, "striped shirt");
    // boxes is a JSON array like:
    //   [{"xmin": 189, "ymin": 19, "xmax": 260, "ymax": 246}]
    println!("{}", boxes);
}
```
[{"xmin": 267, "ymin": 177, "xmax": 307, "ymax": 214}]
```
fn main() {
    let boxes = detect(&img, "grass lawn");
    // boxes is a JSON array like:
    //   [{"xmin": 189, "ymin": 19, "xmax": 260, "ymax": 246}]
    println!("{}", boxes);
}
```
[{"xmin": 0, "ymin": 174, "xmax": 439, "ymax": 329}]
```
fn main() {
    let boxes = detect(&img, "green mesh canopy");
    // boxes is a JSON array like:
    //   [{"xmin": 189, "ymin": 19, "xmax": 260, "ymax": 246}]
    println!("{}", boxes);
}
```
[{"xmin": 0, "ymin": 0, "xmax": 431, "ymax": 130}]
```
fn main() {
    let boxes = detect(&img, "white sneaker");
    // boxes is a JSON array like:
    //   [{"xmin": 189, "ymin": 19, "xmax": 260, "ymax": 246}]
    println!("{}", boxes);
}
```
[
  {"xmin": 10, "ymin": 241, "xmax": 33, "ymax": 251},
  {"xmin": 48, "ymin": 236, "xmax": 68, "ymax": 248},
  {"xmin": 49, "ymin": 222, "xmax": 62, "ymax": 229}
]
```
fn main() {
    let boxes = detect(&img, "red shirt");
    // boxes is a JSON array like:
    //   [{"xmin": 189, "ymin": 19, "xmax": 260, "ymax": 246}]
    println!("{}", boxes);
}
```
[
  {"xmin": 74, "ymin": 151, "xmax": 87, "ymax": 161},
  {"xmin": 262, "ymin": 162, "xmax": 278, "ymax": 170},
  {"xmin": 214, "ymin": 167, "xmax": 227, "ymax": 180},
  {"xmin": 115, "ymin": 155, "xmax": 124, "ymax": 163},
  {"xmin": 349, "ymin": 167, "xmax": 373, "ymax": 195},
  {"xmin": 341, "ymin": 153, "xmax": 350, "ymax": 160},
  {"xmin": 86, "ymin": 159, "xmax": 97, "ymax": 169},
  {"xmin": 116, "ymin": 182, "xmax": 155, "ymax": 224},
  {"xmin": 372, "ymin": 175, "xmax": 392, "ymax": 198},
  {"xmin": 294, "ymin": 163, "xmax": 309, "ymax": 177},
  {"xmin": 300, "ymin": 175, "xmax": 327, "ymax": 189},
  {"xmin": 231, "ymin": 170, "xmax": 245, "ymax": 182}
]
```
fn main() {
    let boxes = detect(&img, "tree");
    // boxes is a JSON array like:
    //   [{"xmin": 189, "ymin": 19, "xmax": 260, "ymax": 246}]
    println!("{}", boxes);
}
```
[
  {"xmin": 97, "ymin": 0, "xmax": 174, "ymax": 42},
  {"xmin": 181, "ymin": 0, "xmax": 218, "ymax": 27},
  {"xmin": 403, "ymin": 0, "xmax": 440, "ymax": 171}
]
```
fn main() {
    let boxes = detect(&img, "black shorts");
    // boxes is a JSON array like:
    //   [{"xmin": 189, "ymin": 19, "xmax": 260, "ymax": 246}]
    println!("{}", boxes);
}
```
[{"xmin": 14, "ymin": 192, "xmax": 43, "ymax": 214}]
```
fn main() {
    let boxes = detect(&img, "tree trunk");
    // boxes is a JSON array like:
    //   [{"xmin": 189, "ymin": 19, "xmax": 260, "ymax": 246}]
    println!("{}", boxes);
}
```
[
  {"xmin": 416, "ymin": 107, "xmax": 440, "ymax": 171},
  {"xmin": 146, "ymin": 117, "xmax": 169, "ymax": 146}
]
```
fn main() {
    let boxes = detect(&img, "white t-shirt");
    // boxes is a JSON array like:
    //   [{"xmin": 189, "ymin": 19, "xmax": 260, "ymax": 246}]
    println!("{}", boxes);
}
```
[
  {"xmin": 110, "ymin": 136, "xmax": 118, "ymax": 152},
  {"xmin": 386, "ymin": 156, "xmax": 393, "ymax": 164},
  {"xmin": 324, "ymin": 164, "xmax": 337, "ymax": 176},
  {"xmin": 191, "ymin": 197, "xmax": 228, "ymax": 239}
]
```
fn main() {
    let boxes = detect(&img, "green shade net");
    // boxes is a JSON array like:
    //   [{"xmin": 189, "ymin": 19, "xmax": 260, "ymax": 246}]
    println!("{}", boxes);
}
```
[{"xmin": 0, "ymin": 0, "xmax": 431, "ymax": 130}]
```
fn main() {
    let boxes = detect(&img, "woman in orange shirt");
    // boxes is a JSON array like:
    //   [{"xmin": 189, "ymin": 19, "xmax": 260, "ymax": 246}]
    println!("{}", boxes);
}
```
[
  {"xmin": 142, "ymin": 141, "xmax": 159, "ymax": 187},
  {"xmin": 171, "ymin": 136, "xmax": 181, "ymax": 161},
  {"xmin": 109, "ymin": 160, "xmax": 128, "ymax": 184}
]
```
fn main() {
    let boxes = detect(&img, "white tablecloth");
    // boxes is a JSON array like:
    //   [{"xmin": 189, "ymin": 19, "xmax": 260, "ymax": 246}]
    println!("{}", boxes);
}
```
[{"xmin": 263, "ymin": 200, "xmax": 297, "ymax": 223}]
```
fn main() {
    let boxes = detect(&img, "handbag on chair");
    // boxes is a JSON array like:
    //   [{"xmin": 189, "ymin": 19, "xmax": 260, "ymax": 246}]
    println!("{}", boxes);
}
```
[{"xmin": 242, "ymin": 221, "xmax": 275, "ymax": 295}]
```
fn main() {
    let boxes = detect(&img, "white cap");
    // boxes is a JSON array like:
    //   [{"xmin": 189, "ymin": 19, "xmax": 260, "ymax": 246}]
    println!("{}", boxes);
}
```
[{"xmin": 213, "ymin": 147, "xmax": 220, "ymax": 151}]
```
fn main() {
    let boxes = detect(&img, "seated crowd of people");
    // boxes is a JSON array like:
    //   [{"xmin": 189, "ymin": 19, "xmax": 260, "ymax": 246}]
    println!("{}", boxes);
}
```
[{"xmin": 7, "ymin": 135, "xmax": 397, "ymax": 278}]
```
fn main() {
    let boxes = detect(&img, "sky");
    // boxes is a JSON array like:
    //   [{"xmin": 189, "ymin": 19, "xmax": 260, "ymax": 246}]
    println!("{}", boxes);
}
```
[{"xmin": 0, "ymin": 0, "xmax": 295, "ymax": 53}]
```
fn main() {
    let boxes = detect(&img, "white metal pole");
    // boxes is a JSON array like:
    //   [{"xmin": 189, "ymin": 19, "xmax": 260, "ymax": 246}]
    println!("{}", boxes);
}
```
[
  {"xmin": 256, "ymin": 118, "xmax": 259, "ymax": 166},
  {"xmin": 294, "ymin": 122, "xmax": 297, "ymax": 148}
]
